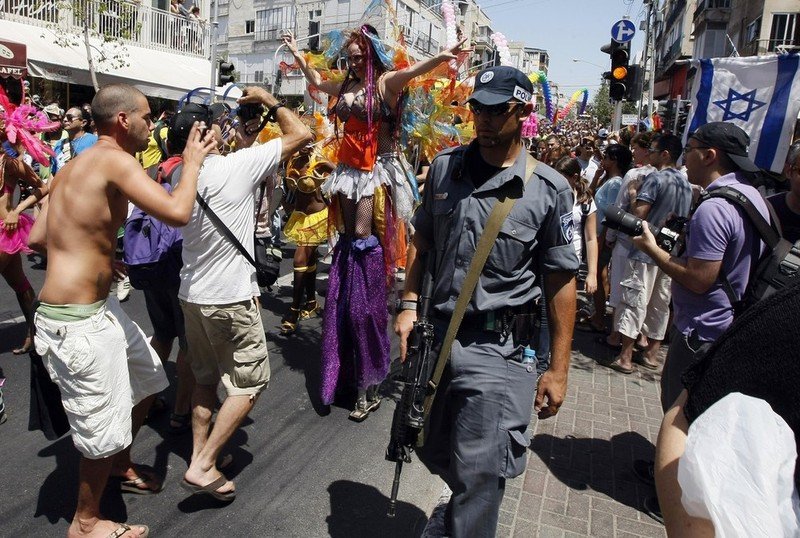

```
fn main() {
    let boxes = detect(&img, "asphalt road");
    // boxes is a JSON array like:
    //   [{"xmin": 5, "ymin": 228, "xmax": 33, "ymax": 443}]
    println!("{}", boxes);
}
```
[{"xmin": 0, "ymin": 246, "xmax": 443, "ymax": 537}]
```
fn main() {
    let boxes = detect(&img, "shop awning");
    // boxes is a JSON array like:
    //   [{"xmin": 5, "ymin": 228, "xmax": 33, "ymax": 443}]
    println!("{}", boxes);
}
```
[
  {"xmin": 0, "ymin": 19, "xmax": 211, "ymax": 100},
  {"xmin": 0, "ymin": 39, "xmax": 27, "ymax": 79}
]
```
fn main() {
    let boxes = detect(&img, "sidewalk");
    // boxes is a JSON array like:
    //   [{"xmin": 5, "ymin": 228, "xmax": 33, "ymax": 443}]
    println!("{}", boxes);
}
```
[{"xmin": 498, "ymin": 333, "xmax": 668, "ymax": 537}]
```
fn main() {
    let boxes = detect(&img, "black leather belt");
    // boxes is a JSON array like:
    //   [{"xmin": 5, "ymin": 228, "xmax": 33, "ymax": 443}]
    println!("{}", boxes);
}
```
[{"xmin": 433, "ymin": 305, "xmax": 530, "ymax": 335}]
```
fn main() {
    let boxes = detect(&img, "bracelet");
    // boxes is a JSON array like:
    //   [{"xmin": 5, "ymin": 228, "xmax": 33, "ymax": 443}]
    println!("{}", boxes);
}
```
[
  {"xmin": 265, "ymin": 102, "xmax": 285, "ymax": 123},
  {"xmin": 395, "ymin": 299, "xmax": 418, "ymax": 312}
]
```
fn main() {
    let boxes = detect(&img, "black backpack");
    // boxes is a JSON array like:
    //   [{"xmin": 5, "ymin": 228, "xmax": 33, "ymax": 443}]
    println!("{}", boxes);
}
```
[{"xmin": 703, "ymin": 187, "xmax": 800, "ymax": 316}]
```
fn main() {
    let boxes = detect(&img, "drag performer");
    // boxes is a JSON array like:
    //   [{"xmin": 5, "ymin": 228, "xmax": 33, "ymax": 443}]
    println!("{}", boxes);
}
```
[
  {"xmin": 280, "ymin": 147, "xmax": 333, "ymax": 335},
  {"xmin": 282, "ymin": 26, "xmax": 467, "ymax": 420},
  {"xmin": 0, "ymin": 103, "xmax": 54, "ymax": 354}
]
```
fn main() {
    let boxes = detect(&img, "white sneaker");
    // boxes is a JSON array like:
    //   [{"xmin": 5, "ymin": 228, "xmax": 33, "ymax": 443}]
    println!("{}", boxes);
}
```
[{"xmin": 117, "ymin": 275, "xmax": 131, "ymax": 302}]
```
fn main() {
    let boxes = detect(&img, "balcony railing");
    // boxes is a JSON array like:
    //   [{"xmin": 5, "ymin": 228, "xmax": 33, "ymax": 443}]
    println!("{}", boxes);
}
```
[
  {"xmin": 741, "ymin": 38, "xmax": 800, "ymax": 56},
  {"xmin": 0, "ymin": 0, "xmax": 210, "ymax": 58},
  {"xmin": 693, "ymin": 0, "xmax": 731, "ymax": 20},
  {"xmin": 403, "ymin": 25, "xmax": 439, "ymax": 56}
]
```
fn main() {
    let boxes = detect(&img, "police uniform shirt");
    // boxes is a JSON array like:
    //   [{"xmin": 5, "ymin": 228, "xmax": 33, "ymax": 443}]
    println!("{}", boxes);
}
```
[{"xmin": 412, "ymin": 141, "xmax": 579, "ymax": 316}]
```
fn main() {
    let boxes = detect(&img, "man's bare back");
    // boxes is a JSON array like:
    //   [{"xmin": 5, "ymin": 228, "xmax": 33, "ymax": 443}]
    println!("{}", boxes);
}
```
[{"xmin": 35, "ymin": 86, "xmax": 214, "ymax": 307}]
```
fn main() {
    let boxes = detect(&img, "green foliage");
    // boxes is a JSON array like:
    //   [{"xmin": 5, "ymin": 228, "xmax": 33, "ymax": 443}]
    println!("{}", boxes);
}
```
[{"xmin": 592, "ymin": 80, "xmax": 612, "ymax": 126}]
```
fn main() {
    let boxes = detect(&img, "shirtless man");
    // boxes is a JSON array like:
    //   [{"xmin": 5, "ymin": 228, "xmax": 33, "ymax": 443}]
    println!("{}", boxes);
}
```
[{"xmin": 28, "ymin": 84, "xmax": 215, "ymax": 538}]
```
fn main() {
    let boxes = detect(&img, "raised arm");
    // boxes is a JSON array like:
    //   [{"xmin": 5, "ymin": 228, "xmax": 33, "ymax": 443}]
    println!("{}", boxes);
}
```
[
  {"xmin": 114, "ymin": 121, "xmax": 216, "ymax": 226},
  {"xmin": 383, "ymin": 38, "xmax": 469, "ymax": 97},
  {"xmin": 282, "ymin": 32, "xmax": 343, "ymax": 96},
  {"xmin": 236, "ymin": 86, "xmax": 313, "ymax": 162}
]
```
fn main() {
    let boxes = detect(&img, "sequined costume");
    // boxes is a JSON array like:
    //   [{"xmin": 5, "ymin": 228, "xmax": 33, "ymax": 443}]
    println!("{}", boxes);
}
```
[{"xmin": 0, "ymin": 157, "xmax": 34, "ymax": 255}]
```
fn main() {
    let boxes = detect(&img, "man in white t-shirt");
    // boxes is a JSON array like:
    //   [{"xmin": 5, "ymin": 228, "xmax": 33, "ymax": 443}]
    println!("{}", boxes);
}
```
[{"xmin": 177, "ymin": 87, "xmax": 312, "ymax": 501}]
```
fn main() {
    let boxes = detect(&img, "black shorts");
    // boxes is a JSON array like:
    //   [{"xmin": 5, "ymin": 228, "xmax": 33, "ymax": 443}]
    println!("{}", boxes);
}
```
[{"xmin": 143, "ymin": 286, "xmax": 187, "ymax": 350}]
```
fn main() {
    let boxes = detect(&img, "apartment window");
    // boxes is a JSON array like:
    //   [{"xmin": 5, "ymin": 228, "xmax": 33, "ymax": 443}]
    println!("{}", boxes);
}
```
[
  {"xmin": 769, "ymin": 13, "xmax": 800, "ymax": 51},
  {"xmin": 254, "ymin": 70, "xmax": 264, "ymax": 82},
  {"xmin": 745, "ymin": 16, "xmax": 761, "ymax": 43},
  {"xmin": 255, "ymin": 6, "xmax": 295, "ymax": 41},
  {"xmin": 245, "ymin": 20, "xmax": 255, "ymax": 34}
]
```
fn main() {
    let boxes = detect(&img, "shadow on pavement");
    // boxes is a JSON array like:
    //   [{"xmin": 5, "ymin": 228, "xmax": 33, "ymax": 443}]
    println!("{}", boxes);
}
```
[
  {"xmin": 531, "ymin": 431, "xmax": 657, "ymax": 513},
  {"xmin": 326, "ymin": 480, "xmax": 428, "ymax": 538}
]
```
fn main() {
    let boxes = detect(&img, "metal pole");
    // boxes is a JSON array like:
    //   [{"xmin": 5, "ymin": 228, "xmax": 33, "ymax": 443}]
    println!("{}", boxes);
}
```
[
  {"xmin": 210, "ymin": 0, "xmax": 220, "ymax": 98},
  {"xmin": 673, "ymin": 94, "xmax": 681, "ymax": 133},
  {"xmin": 638, "ymin": 0, "xmax": 653, "ymax": 130},
  {"xmin": 612, "ymin": 100, "xmax": 623, "ymax": 131},
  {"xmin": 646, "ymin": 4, "xmax": 656, "ymax": 122}
]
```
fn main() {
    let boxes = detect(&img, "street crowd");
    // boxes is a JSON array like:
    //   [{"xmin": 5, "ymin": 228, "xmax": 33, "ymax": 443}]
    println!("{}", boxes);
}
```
[{"xmin": 1, "ymin": 22, "xmax": 799, "ymax": 538}]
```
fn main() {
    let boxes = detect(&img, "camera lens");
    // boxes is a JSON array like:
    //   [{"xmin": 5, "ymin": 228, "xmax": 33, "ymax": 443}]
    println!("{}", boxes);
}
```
[{"xmin": 602, "ymin": 207, "xmax": 644, "ymax": 236}]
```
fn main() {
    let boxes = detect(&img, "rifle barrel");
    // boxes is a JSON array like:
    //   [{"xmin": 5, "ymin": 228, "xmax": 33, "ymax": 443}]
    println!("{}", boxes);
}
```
[{"xmin": 387, "ymin": 460, "xmax": 403, "ymax": 517}]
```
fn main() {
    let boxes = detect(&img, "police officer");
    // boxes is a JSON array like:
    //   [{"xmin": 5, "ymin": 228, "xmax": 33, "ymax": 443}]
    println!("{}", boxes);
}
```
[{"xmin": 395, "ymin": 66, "xmax": 579, "ymax": 537}]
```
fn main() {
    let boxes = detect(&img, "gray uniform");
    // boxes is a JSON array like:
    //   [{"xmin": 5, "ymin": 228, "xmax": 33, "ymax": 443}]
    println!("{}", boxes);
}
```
[{"xmin": 412, "ymin": 142, "xmax": 578, "ymax": 537}]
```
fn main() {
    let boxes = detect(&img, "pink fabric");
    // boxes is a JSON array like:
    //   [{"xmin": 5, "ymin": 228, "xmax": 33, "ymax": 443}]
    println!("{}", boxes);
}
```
[{"xmin": 0, "ymin": 212, "xmax": 34, "ymax": 254}]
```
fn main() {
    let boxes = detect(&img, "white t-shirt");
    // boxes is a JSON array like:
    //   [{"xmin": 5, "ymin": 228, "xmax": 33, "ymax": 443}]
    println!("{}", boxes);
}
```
[
  {"xmin": 572, "ymin": 197, "xmax": 597, "ymax": 261},
  {"xmin": 179, "ymin": 139, "xmax": 282, "ymax": 304}
]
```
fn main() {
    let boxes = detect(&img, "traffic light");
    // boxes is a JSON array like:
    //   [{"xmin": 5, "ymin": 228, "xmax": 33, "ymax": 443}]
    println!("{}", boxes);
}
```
[
  {"xmin": 218, "ymin": 60, "xmax": 235, "ymax": 86},
  {"xmin": 624, "ymin": 64, "xmax": 642, "ymax": 102},
  {"xmin": 601, "ymin": 41, "xmax": 630, "ymax": 101}
]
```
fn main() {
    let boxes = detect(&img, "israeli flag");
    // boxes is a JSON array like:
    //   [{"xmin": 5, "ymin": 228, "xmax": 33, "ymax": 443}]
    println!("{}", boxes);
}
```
[{"xmin": 684, "ymin": 54, "xmax": 800, "ymax": 173}]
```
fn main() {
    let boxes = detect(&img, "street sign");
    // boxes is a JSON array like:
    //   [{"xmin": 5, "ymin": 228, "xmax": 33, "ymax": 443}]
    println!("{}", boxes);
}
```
[
  {"xmin": 611, "ymin": 19, "xmax": 636, "ymax": 43},
  {"xmin": 621, "ymin": 113, "xmax": 638, "ymax": 126}
]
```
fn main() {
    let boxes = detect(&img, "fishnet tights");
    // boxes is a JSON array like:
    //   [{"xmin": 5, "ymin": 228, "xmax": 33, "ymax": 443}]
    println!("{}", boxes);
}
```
[{"xmin": 339, "ymin": 194, "xmax": 374, "ymax": 239}]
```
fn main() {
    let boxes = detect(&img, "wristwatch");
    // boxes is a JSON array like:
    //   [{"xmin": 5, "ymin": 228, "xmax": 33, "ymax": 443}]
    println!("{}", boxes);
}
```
[
  {"xmin": 395, "ymin": 299, "xmax": 418, "ymax": 312},
  {"xmin": 265, "ymin": 101, "xmax": 286, "ymax": 123}
]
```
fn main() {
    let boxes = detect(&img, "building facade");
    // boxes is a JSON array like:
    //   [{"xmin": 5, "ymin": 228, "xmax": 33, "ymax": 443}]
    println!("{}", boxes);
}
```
[{"xmin": 0, "ymin": 0, "xmax": 212, "ymax": 101}]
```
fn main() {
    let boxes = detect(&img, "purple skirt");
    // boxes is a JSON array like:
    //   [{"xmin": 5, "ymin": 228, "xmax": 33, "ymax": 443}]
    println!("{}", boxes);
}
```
[{"xmin": 320, "ymin": 235, "xmax": 390, "ymax": 405}]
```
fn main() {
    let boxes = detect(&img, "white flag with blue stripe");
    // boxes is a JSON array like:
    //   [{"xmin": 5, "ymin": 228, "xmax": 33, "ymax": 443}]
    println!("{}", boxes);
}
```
[{"xmin": 684, "ymin": 54, "xmax": 800, "ymax": 173}]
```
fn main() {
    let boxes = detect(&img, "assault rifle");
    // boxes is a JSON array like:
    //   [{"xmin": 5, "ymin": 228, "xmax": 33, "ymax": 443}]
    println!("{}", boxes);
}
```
[{"xmin": 385, "ymin": 254, "xmax": 436, "ymax": 517}]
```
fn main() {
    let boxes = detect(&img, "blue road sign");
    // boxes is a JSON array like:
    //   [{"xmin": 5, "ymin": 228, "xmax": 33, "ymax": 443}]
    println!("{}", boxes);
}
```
[{"xmin": 611, "ymin": 19, "xmax": 636, "ymax": 43}]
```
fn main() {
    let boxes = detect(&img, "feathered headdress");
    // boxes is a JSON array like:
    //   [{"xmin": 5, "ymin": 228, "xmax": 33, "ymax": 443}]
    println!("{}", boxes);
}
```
[{"xmin": 0, "ymin": 87, "xmax": 61, "ymax": 165}]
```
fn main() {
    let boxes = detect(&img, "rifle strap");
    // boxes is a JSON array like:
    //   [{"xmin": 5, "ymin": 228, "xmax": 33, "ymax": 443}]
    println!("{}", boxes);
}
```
[{"xmin": 422, "ymin": 154, "xmax": 539, "ymax": 420}]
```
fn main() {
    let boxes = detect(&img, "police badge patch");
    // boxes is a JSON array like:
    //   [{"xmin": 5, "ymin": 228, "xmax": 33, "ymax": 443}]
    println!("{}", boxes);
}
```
[{"xmin": 560, "ymin": 212, "xmax": 574, "ymax": 243}]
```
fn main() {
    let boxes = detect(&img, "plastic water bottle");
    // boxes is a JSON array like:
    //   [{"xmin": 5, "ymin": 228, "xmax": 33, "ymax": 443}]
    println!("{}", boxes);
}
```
[{"xmin": 522, "ymin": 346, "xmax": 537, "ymax": 365}]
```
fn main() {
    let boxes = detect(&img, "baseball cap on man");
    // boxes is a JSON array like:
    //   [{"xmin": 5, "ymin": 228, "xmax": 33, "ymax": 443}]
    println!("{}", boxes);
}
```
[
  {"xmin": 689, "ymin": 121, "xmax": 760, "ymax": 172},
  {"xmin": 168, "ymin": 103, "xmax": 212, "ymax": 154},
  {"xmin": 469, "ymin": 66, "xmax": 534, "ymax": 106}
]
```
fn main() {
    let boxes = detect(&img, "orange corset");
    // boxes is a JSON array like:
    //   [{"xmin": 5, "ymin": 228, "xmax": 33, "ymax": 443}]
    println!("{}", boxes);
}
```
[{"xmin": 338, "ymin": 115, "xmax": 379, "ymax": 171}]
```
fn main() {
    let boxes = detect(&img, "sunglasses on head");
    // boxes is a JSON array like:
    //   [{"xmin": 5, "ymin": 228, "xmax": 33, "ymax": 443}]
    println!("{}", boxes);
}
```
[{"xmin": 468, "ymin": 101, "xmax": 520, "ymax": 117}]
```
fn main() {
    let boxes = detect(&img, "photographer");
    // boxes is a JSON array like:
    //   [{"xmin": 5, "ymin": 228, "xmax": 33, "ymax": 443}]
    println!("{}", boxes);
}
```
[
  {"xmin": 178, "ymin": 87, "xmax": 312, "ymax": 501},
  {"xmin": 631, "ymin": 122, "xmax": 769, "ymax": 412},
  {"xmin": 607, "ymin": 134, "xmax": 692, "ymax": 374}
]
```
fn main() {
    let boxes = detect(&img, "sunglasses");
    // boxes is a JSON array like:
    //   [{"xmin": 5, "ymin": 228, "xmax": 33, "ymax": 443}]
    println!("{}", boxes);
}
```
[
  {"xmin": 469, "ymin": 101, "xmax": 520, "ymax": 117},
  {"xmin": 683, "ymin": 144, "xmax": 710, "ymax": 153},
  {"xmin": 65, "ymin": 114, "xmax": 81, "ymax": 122}
]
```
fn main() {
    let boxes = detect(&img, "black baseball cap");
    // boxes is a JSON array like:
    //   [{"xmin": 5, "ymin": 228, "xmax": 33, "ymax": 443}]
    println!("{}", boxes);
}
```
[
  {"xmin": 168, "ymin": 103, "xmax": 212, "ymax": 154},
  {"xmin": 689, "ymin": 122, "xmax": 760, "ymax": 173},
  {"xmin": 469, "ymin": 66, "xmax": 534, "ymax": 106}
]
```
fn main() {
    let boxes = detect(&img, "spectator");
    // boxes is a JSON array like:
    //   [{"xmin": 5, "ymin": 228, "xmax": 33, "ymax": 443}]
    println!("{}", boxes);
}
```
[
  {"xmin": 607, "ymin": 134, "xmax": 692, "ymax": 374},
  {"xmin": 178, "ymin": 87, "xmax": 312, "ymax": 501},
  {"xmin": 768, "ymin": 141, "xmax": 800, "ymax": 243},
  {"xmin": 29, "ymin": 83, "xmax": 214, "ymax": 538},
  {"xmin": 631, "ymin": 122, "xmax": 768, "ymax": 517},
  {"xmin": 580, "ymin": 144, "xmax": 632, "ymax": 333},
  {"xmin": 51, "ymin": 107, "xmax": 98, "ymax": 175},
  {"xmin": 555, "ymin": 157, "xmax": 598, "ymax": 294}
]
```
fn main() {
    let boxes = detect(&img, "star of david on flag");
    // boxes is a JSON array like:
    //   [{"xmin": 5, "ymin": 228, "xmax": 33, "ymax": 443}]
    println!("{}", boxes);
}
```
[{"xmin": 684, "ymin": 54, "xmax": 800, "ymax": 173}]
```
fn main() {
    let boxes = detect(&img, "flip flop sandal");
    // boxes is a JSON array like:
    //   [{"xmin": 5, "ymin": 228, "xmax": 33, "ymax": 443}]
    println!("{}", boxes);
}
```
[
  {"xmin": 601, "ymin": 358, "xmax": 635, "ymax": 375},
  {"xmin": 633, "ymin": 354, "xmax": 659, "ymax": 371},
  {"xmin": 117, "ymin": 473, "xmax": 164, "ymax": 495},
  {"xmin": 107, "ymin": 523, "xmax": 150, "ymax": 538},
  {"xmin": 181, "ymin": 475, "xmax": 236, "ymax": 502}
]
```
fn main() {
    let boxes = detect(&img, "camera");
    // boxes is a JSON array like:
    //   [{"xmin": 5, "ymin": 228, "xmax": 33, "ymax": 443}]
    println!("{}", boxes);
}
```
[
  {"xmin": 603, "ymin": 206, "xmax": 688, "ymax": 253},
  {"xmin": 237, "ymin": 103, "xmax": 264, "ymax": 123}
]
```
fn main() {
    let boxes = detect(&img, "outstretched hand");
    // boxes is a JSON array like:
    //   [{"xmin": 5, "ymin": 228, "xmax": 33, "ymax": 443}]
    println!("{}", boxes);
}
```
[
  {"xmin": 281, "ymin": 31, "xmax": 299, "ymax": 54},
  {"xmin": 440, "ymin": 38, "xmax": 472, "ymax": 62}
]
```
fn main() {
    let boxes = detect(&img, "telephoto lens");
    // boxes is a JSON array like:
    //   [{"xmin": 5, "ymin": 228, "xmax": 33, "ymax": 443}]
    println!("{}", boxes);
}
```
[{"xmin": 602, "ymin": 206, "xmax": 644, "ymax": 236}]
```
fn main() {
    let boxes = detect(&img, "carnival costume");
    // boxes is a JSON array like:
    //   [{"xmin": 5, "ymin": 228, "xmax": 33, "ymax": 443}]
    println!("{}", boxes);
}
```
[
  {"xmin": 319, "ymin": 41, "xmax": 418, "ymax": 410},
  {"xmin": 283, "ymin": 164, "xmax": 330, "ymax": 247},
  {"xmin": 0, "ymin": 159, "xmax": 34, "ymax": 255}
]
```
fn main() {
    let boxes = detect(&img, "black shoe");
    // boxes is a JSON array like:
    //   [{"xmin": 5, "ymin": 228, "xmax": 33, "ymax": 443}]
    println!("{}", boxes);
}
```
[
  {"xmin": 633, "ymin": 459, "xmax": 655, "ymax": 486},
  {"xmin": 643, "ymin": 495, "xmax": 663, "ymax": 525},
  {"xmin": 0, "ymin": 409, "xmax": 7, "ymax": 425}
]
